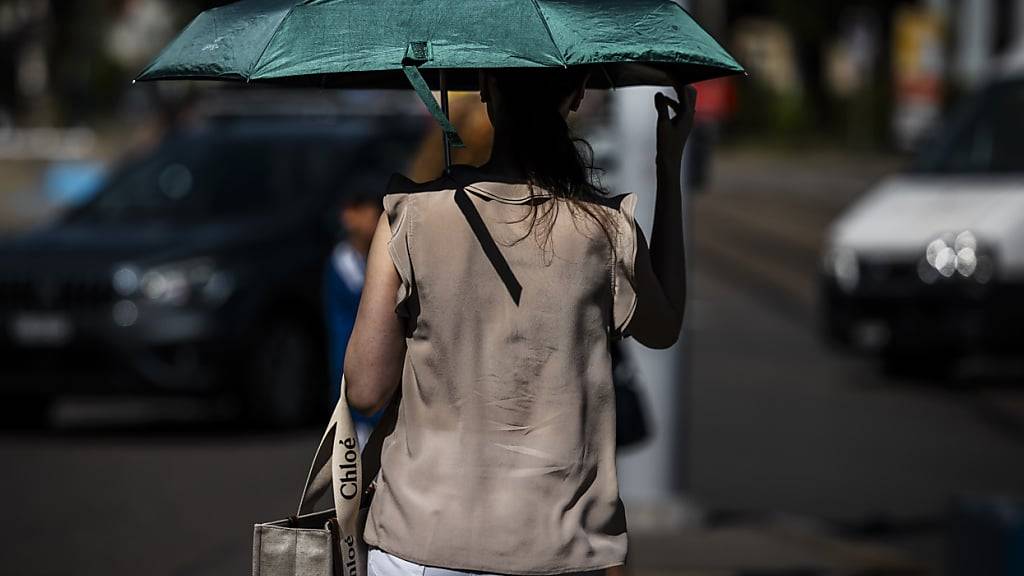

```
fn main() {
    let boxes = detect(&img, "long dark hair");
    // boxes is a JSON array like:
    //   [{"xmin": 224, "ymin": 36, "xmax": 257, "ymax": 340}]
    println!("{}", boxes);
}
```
[{"xmin": 489, "ymin": 68, "xmax": 620, "ymax": 255}]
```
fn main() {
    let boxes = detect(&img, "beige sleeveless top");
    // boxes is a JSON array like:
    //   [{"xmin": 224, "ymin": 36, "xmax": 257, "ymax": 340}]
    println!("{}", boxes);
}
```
[{"xmin": 363, "ymin": 167, "xmax": 640, "ymax": 575}]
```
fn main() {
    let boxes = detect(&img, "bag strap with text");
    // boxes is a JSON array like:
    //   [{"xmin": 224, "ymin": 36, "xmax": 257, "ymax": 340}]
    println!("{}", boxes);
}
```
[{"xmin": 297, "ymin": 376, "xmax": 401, "ymax": 526}]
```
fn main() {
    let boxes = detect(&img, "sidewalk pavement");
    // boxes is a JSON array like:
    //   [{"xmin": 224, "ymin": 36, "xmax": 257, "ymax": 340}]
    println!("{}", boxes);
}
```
[
  {"xmin": 628, "ymin": 524, "xmax": 925, "ymax": 576},
  {"xmin": 624, "ymin": 498, "xmax": 925, "ymax": 576}
]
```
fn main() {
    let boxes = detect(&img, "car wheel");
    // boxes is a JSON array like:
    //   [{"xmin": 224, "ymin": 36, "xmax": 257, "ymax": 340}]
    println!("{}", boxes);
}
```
[{"xmin": 245, "ymin": 319, "xmax": 322, "ymax": 428}]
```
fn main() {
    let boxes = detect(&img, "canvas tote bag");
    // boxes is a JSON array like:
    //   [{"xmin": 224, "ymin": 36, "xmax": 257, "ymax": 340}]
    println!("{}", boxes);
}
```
[{"xmin": 253, "ymin": 375, "xmax": 399, "ymax": 576}]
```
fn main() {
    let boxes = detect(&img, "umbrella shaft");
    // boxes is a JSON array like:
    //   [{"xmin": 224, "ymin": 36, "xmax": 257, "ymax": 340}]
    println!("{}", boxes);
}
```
[{"xmin": 440, "ymin": 70, "xmax": 452, "ymax": 171}]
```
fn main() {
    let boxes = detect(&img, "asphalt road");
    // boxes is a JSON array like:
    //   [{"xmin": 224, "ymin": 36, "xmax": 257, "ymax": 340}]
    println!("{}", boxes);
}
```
[
  {"xmin": 688, "ymin": 150, "xmax": 1024, "ymax": 517},
  {"xmin": 3, "ymin": 151, "xmax": 1023, "ymax": 576},
  {"xmin": 686, "ymin": 151, "xmax": 1024, "ymax": 574}
]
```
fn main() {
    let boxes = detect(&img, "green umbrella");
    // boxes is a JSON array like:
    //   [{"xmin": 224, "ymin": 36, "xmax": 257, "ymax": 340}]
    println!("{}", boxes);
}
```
[{"xmin": 137, "ymin": 0, "xmax": 743, "ymax": 165}]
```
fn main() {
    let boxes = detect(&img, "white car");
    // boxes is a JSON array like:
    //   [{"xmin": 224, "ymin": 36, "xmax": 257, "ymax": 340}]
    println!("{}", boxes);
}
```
[{"xmin": 821, "ymin": 63, "xmax": 1024, "ymax": 370}]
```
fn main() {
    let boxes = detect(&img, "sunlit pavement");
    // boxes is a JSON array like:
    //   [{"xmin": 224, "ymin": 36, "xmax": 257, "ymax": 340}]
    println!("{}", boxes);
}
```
[{"xmin": 2, "ymin": 150, "xmax": 1023, "ymax": 576}]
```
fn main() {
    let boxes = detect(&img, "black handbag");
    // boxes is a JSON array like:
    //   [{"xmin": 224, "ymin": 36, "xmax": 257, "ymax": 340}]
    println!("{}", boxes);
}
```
[{"xmin": 611, "ymin": 342, "xmax": 650, "ymax": 449}]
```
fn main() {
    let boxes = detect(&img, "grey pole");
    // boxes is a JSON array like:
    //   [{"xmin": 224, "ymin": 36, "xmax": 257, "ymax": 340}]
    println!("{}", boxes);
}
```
[{"xmin": 955, "ymin": 0, "xmax": 994, "ymax": 86}]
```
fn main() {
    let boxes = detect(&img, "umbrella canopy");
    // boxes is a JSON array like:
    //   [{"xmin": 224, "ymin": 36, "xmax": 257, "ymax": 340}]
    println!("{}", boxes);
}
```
[
  {"xmin": 138, "ymin": 0, "xmax": 742, "ymax": 86},
  {"xmin": 137, "ymin": 0, "xmax": 743, "ymax": 154}
]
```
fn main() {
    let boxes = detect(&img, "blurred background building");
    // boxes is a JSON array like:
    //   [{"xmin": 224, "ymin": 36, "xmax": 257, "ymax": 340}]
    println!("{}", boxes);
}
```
[{"xmin": 3, "ymin": 1, "xmax": 1024, "ymax": 576}]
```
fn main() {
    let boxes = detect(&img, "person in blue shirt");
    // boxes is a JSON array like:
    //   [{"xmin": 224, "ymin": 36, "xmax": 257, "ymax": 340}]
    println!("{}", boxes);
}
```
[{"xmin": 324, "ymin": 187, "xmax": 386, "ymax": 448}]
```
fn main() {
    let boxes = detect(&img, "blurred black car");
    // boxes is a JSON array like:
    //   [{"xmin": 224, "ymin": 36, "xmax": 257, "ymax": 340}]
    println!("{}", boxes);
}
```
[{"xmin": 0, "ymin": 113, "xmax": 420, "ymax": 426}]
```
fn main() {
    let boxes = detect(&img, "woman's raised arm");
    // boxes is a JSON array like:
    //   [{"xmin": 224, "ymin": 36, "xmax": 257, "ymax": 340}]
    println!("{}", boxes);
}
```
[{"xmin": 626, "ymin": 84, "xmax": 696, "ymax": 349}]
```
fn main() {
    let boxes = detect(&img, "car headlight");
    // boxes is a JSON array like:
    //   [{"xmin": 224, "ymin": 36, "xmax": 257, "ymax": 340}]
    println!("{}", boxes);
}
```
[
  {"xmin": 112, "ymin": 259, "xmax": 234, "ymax": 306},
  {"xmin": 920, "ymin": 231, "xmax": 994, "ymax": 284},
  {"xmin": 823, "ymin": 247, "xmax": 860, "ymax": 294}
]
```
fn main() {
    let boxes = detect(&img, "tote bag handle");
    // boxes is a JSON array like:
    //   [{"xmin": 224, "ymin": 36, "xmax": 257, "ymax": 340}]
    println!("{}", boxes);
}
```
[{"xmin": 297, "ymin": 376, "xmax": 401, "ymax": 532}]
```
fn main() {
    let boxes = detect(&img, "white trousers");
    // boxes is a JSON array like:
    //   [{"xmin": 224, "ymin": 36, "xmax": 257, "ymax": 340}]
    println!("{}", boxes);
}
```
[
  {"xmin": 367, "ymin": 547, "xmax": 607, "ymax": 576},
  {"xmin": 369, "ymin": 548, "xmax": 503, "ymax": 576}
]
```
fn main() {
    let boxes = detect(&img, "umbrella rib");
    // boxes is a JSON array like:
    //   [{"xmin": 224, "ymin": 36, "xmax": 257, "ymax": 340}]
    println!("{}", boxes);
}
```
[
  {"xmin": 530, "ymin": 0, "xmax": 567, "ymax": 67},
  {"xmin": 247, "ymin": 2, "xmax": 300, "ymax": 81}
]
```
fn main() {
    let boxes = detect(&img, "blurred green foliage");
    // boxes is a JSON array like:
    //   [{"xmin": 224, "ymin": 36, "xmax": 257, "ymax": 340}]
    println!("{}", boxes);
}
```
[
  {"xmin": 724, "ymin": 0, "xmax": 912, "ymax": 150},
  {"xmin": 2, "ymin": 0, "xmax": 231, "ymax": 125}
]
